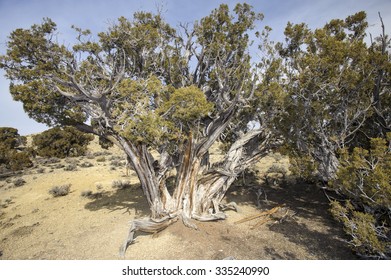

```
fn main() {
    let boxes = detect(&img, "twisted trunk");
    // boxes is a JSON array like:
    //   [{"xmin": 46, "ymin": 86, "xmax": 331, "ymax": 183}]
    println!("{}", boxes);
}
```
[{"xmin": 119, "ymin": 128, "xmax": 272, "ymax": 256}]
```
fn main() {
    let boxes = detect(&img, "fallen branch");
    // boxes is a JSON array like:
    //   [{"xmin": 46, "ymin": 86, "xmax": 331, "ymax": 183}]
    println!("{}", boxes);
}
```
[
  {"xmin": 234, "ymin": 205, "xmax": 282, "ymax": 225},
  {"xmin": 234, "ymin": 205, "xmax": 295, "ymax": 229}
]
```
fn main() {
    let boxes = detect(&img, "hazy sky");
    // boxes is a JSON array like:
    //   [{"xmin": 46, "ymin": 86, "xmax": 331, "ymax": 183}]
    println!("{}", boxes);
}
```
[{"xmin": 1, "ymin": 0, "xmax": 390, "ymax": 135}]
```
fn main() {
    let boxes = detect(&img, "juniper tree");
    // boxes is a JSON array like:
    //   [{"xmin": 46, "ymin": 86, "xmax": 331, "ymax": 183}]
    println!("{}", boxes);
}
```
[
  {"xmin": 32, "ymin": 126, "xmax": 94, "ymax": 158},
  {"xmin": 271, "ymin": 12, "xmax": 391, "ymax": 258},
  {"xmin": 271, "ymin": 12, "xmax": 391, "ymax": 181},
  {"xmin": 0, "ymin": 4, "xmax": 278, "ymax": 255},
  {"xmin": 0, "ymin": 127, "xmax": 32, "ymax": 171}
]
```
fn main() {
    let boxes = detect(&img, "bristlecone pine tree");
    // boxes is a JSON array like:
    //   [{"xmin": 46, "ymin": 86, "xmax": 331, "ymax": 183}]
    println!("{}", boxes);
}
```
[{"xmin": 0, "ymin": 4, "xmax": 279, "ymax": 255}]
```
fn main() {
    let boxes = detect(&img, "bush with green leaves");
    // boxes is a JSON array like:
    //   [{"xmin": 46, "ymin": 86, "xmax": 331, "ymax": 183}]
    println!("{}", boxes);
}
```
[
  {"xmin": 0, "ymin": 127, "xmax": 32, "ymax": 171},
  {"xmin": 32, "ymin": 126, "xmax": 94, "ymax": 158},
  {"xmin": 330, "ymin": 134, "xmax": 391, "ymax": 259}
]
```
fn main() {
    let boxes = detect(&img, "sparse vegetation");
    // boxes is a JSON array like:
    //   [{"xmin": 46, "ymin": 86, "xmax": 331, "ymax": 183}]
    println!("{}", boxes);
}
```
[
  {"xmin": 64, "ymin": 164, "xmax": 78, "ymax": 171},
  {"xmin": 36, "ymin": 167, "xmax": 45, "ymax": 174},
  {"xmin": 110, "ymin": 159, "xmax": 124, "ymax": 167},
  {"xmin": 13, "ymin": 178, "xmax": 26, "ymax": 187},
  {"xmin": 96, "ymin": 157, "xmax": 106, "ymax": 163},
  {"xmin": 267, "ymin": 164, "xmax": 288, "ymax": 178},
  {"xmin": 0, "ymin": 198, "xmax": 13, "ymax": 208},
  {"xmin": 48, "ymin": 184, "xmax": 71, "ymax": 197},
  {"xmin": 80, "ymin": 161, "xmax": 94, "ymax": 168},
  {"xmin": 112, "ymin": 180, "xmax": 132, "ymax": 189},
  {"xmin": 80, "ymin": 190, "xmax": 93, "ymax": 198}
]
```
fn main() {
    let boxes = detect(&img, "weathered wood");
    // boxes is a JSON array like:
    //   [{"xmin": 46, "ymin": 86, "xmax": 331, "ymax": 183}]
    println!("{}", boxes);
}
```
[
  {"xmin": 119, "ymin": 216, "xmax": 178, "ymax": 257},
  {"xmin": 234, "ymin": 206, "xmax": 282, "ymax": 225}
]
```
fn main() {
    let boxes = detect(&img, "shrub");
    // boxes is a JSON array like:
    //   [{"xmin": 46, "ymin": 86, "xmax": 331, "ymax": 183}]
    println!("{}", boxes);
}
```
[
  {"xmin": 36, "ymin": 167, "xmax": 45, "ymax": 174},
  {"xmin": 112, "ymin": 180, "xmax": 132, "ymax": 189},
  {"xmin": 110, "ymin": 159, "xmax": 124, "ymax": 167},
  {"xmin": 267, "ymin": 164, "xmax": 288, "ymax": 177},
  {"xmin": 80, "ymin": 161, "xmax": 94, "ymax": 168},
  {"xmin": 8, "ymin": 151, "xmax": 33, "ymax": 171},
  {"xmin": 0, "ymin": 198, "xmax": 13, "ymax": 208},
  {"xmin": 32, "ymin": 126, "xmax": 94, "ymax": 158},
  {"xmin": 96, "ymin": 156, "xmax": 106, "ymax": 162},
  {"xmin": 81, "ymin": 190, "xmax": 93, "ymax": 198},
  {"xmin": 0, "ymin": 127, "xmax": 32, "ymax": 171},
  {"xmin": 13, "ymin": 178, "xmax": 26, "ymax": 187},
  {"xmin": 49, "ymin": 184, "xmax": 71, "ymax": 197},
  {"xmin": 53, "ymin": 164, "xmax": 65, "ymax": 169},
  {"xmin": 64, "ymin": 164, "xmax": 78, "ymax": 171},
  {"xmin": 330, "ymin": 134, "xmax": 391, "ymax": 259}
]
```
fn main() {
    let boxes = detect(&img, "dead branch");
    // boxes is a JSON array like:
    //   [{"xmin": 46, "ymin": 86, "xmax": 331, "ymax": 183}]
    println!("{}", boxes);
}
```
[{"xmin": 234, "ymin": 205, "xmax": 296, "ymax": 229}]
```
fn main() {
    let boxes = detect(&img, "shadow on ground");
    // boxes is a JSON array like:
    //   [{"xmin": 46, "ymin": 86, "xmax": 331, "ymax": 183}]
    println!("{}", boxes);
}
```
[
  {"xmin": 83, "ymin": 184, "xmax": 150, "ymax": 218},
  {"xmin": 227, "ymin": 180, "xmax": 356, "ymax": 259}
]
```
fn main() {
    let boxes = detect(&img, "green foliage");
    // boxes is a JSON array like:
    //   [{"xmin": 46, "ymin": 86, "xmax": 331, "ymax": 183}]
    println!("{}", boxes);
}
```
[
  {"xmin": 331, "ymin": 136, "xmax": 391, "ymax": 208},
  {"xmin": 330, "ymin": 200, "xmax": 389, "ymax": 258},
  {"xmin": 7, "ymin": 152, "xmax": 33, "ymax": 171},
  {"xmin": 1, "ymin": 5, "xmax": 390, "ymax": 258},
  {"xmin": 0, "ymin": 19, "xmax": 87, "ymax": 127},
  {"xmin": 330, "ymin": 135, "xmax": 391, "ymax": 258},
  {"xmin": 272, "ymin": 11, "xmax": 391, "ymax": 258},
  {"xmin": 158, "ymin": 85, "xmax": 214, "ymax": 132},
  {"xmin": 32, "ymin": 126, "xmax": 94, "ymax": 158},
  {"xmin": 0, "ymin": 4, "xmax": 263, "ymax": 153},
  {"xmin": 0, "ymin": 127, "xmax": 32, "ymax": 171},
  {"xmin": 288, "ymin": 153, "xmax": 318, "ymax": 182},
  {"xmin": 274, "ymin": 11, "xmax": 391, "ymax": 181}
]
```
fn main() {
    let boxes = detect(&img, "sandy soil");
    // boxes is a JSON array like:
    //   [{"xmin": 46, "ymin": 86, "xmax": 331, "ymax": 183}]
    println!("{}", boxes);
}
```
[{"xmin": 0, "ymin": 139, "xmax": 356, "ymax": 260}]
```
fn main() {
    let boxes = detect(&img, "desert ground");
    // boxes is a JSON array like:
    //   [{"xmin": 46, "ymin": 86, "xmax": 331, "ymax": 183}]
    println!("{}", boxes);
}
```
[{"xmin": 0, "ymin": 137, "xmax": 356, "ymax": 260}]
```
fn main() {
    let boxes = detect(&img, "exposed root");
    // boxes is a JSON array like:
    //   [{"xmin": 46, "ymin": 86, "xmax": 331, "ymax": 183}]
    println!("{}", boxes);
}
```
[
  {"xmin": 119, "ymin": 216, "xmax": 178, "ymax": 257},
  {"xmin": 220, "ymin": 201, "xmax": 239, "ymax": 212},
  {"xmin": 119, "ymin": 202, "xmax": 240, "ymax": 257},
  {"xmin": 192, "ymin": 211, "xmax": 227, "ymax": 221},
  {"xmin": 181, "ymin": 212, "xmax": 198, "ymax": 230}
]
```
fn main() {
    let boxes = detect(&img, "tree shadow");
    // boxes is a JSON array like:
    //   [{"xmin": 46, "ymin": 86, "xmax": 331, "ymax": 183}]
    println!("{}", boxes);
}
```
[
  {"xmin": 227, "ymin": 178, "xmax": 357, "ymax": 259},
  {"xmin": 268, "ymin": 219, "xmax": 355, "ymax": 259},
  {"xmin": 83, "ymin": 184, "xmax": 150, "ymax": 218},
  {"xmin": 263, "ymin": 246, "xmax": 297, "ymax": 260}
]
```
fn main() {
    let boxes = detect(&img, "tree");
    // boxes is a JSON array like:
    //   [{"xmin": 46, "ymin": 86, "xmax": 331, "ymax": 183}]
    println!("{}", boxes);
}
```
[
  {"xmin": 0, "ymin": 4, "xmax": 277, "ymax": 255},
  {"xmin": 0, "ymin": 127, "xmax": 32, "ymax": 171},
  {"xmin": 32, "ymin": 126, "xmax": 94, "ymax": 158},
  {"xmin": 273, "ymin": 12, "xmax": 391, "ymax": 181},
  {"xmin": 273, "ymin": 13, "xmax": 391, "ymax": 259}
]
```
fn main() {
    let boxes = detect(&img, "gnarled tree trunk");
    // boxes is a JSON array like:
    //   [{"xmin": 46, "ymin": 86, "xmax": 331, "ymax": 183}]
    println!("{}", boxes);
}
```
[{"xmin": 119, "ymin": 128, "xmax": 272, "ymax": 256}]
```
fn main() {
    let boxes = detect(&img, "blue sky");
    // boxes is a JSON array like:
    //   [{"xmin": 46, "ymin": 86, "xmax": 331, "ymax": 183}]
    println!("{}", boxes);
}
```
[{"xmin": 1, "ymin": 0, "xmax": 390, "ymax": 135}]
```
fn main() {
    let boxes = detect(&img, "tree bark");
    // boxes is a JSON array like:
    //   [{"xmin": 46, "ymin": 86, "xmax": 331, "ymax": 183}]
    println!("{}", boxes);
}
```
[{"xmin": 117, "ymin": 124, "xmax": 273, "ymax": 256}]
